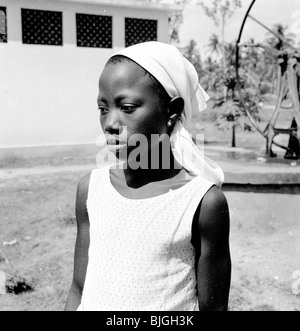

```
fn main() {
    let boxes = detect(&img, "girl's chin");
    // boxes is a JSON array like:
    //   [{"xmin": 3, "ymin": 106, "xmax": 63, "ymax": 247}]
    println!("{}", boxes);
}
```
[
  {"xmin": 107, "ymin": 144, "xmax": 127, "ymax": 153},
  {"xmin": 107, "ymin": 144, "xmax": 128, "ymax": 160}
]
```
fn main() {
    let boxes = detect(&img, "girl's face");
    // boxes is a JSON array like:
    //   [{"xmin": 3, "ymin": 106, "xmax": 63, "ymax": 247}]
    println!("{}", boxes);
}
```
[{"xmin": 98, "ymin": 60, "xmax": 170, "ymax": 160}]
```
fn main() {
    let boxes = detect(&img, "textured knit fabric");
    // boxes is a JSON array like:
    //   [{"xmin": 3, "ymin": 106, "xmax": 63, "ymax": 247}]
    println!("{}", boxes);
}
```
[{"xmin": 77, "ymin": 167, "xmax": 214, "ymax": 311}]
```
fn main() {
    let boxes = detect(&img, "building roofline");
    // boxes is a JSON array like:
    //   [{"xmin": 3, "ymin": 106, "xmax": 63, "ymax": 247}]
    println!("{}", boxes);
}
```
[{"xmin": 47, "ymin": 0, "xmax": 182, "ymax": 12}]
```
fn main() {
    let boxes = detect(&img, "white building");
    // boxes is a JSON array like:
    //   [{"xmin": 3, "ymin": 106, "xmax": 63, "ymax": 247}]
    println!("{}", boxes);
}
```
[{"xmin": 0, "ymin": 0, "xmax": 179, "ymax": 148}]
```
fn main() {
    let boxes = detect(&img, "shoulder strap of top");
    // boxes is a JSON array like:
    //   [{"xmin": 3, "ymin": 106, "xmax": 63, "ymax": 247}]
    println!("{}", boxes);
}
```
[{"xmin": 87, "ymin": 167, "xmax": 110, "ymax": 202}]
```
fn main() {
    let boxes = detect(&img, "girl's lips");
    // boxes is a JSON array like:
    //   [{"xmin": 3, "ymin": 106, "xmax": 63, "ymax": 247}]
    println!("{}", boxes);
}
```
[
  {"xmin": 106, "ymin": 135, "xmax": 127, "ymax": 144},
  {"xmin": 106, "ymin": 142, "xmax": 127, "ymax": 153},
  {"xmin": 106, "ymin": 140, "xmax": 126, "ymax": 145}
]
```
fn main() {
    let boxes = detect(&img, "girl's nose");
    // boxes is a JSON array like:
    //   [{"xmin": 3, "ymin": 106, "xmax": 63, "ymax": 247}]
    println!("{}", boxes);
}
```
[{"xmin": 104, "ymin": 109, "xmax": 121, "ymax": 134}]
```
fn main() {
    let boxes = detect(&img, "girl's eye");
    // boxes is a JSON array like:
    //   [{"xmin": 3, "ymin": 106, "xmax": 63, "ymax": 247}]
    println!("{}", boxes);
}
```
[
  {"xmin": 98, "ymin": 106, "xmax": 109, "ymax": 115},
  {"xmin": 121, "ymin": 105, "xmax": 137, "ymax": 113}
]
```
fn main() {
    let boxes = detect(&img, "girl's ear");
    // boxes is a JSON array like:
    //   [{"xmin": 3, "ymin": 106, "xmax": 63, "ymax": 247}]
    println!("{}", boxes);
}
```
[{"xmin": 168, "ymin": 97, "xmax": 184, "ymax": 123}]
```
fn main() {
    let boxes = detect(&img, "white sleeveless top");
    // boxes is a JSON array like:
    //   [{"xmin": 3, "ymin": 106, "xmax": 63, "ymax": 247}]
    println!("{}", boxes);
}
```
[{"xmin": 77, "ymin": 167, "xmax": 214, "ymax": 311}]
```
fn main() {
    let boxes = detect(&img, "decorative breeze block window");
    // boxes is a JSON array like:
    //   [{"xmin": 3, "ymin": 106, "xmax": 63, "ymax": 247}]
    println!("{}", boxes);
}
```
[
  {"xmin": 76, "ymin": 14, "xmax": 112, "ymax": 48},
  {"xmin": 0, "ymin": 7, "xmax": 7, "ymax": 43},
  {"xmin": 21, "ymin": 8, "xmax": 63, "ymax": 46},
  {"xmin": 125, "ymin": 18, "xmax": 157, "ymax": 47}
]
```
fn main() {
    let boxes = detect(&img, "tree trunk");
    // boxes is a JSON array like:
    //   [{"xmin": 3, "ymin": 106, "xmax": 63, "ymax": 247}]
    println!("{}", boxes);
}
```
[
  {"xmin": 232, "ymin": 123, "xmax": 236, "ymax": 148},
  {"xmin": 221, "ymin": 13, "xmax": 227, "ymax": 73},
  {"xmin": 221, "ymin": 13, "xmax": 228, "ymax": 99}
]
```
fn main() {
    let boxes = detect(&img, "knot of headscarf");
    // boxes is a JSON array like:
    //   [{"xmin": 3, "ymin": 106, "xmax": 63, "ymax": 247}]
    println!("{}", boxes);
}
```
[{"xmin": 113, "ymin": 41, "xmax": 224, "ymax": 187}]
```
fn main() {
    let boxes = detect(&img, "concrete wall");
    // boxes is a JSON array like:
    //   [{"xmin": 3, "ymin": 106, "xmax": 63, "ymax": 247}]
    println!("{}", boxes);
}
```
[{"xmin": 0, "ymin": 0, "xmax": 170, "ymax": 147}]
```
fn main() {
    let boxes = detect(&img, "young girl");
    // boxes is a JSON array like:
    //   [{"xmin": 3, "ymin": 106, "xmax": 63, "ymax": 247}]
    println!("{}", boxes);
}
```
[{"xmin": 65, "ymin": 41, "xmax": 231, "ymax": 311}]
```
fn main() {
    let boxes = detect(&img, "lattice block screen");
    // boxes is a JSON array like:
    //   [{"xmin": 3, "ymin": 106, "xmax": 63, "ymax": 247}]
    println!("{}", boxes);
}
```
[
  {"xmin": 125, "ymin": 18, "xmax": 157, "ymax": 47},
  {"xmin": 21, "ymin": 8, "xmax": 63, "ymax": 46},
  {"xmin": 0, "ymin": 7, "xmax": 7, "ymax": 43},
  {"xmin": 76, "ymin": 14, "xmax": 112, "ymax": 48}
]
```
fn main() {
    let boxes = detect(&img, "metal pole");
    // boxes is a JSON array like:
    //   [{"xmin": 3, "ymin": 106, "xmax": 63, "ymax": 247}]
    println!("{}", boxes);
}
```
[{"xmin": 248, "ymin": 14, "xmax": 297, "ymax": 51}]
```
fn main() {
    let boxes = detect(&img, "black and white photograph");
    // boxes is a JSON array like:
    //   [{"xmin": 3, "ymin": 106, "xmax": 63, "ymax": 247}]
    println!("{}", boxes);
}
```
[{"xmin": 0, "ymin": 0, "xmax": 299, "ymax": 313}]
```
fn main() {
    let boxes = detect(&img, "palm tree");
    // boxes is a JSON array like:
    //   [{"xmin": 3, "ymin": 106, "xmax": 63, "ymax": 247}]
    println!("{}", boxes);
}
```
[
  {"xmin": 224, "ymin": 42, "xmax": 237, "ymax": 67},
  {"xmin": 266, "ymin": 23, "xmax": 296, "ymax": 51},
  {"xmin": 263, "ymin": 24, "xmax": 296, "ymax": 94},
  {"xmin": 207, "ymin": 34, "xmax": 221, "ymax": 57},
  {"xmin": 182, "ymin": 39, "xmax": 203, "ymax": 76},
  {"xmin": 204, "ymin": 56, "xmax": 217, "ymax": 72},
  {"xmin": 199, "ymin": 0, "xmax": 242, "ymax": 73}
]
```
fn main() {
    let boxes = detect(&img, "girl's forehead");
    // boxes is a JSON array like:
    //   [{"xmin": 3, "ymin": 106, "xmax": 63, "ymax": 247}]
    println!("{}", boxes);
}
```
[{"xmin": 100, "ymin": 61, "xmax": 152, "ymax": 89}]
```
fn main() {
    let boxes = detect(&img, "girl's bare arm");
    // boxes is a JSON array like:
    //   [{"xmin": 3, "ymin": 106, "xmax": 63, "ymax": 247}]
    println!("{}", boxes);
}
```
[
  {"xmin": 64, "ymin": 173, "xmax": 91, "ymax": 311},
  {"xmin": 194, "ymin": 186, "xmax": 231, "ymax": 311}
]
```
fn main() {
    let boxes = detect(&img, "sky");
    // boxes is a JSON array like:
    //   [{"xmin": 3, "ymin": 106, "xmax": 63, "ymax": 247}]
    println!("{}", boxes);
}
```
[{"xmin": 174, "ymin": 0, "xmax": 300, "ymax": 56}]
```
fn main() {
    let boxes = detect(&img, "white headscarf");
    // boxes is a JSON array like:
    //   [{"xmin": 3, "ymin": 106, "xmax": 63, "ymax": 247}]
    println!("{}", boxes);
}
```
[{"xmin": 112, "ymin": 41, "xmax": 224, "ymax": 187}]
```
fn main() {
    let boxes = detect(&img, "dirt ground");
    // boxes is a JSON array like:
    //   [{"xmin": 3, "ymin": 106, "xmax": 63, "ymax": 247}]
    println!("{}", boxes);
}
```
[{"xmin": 0, "ymin": 161, "xmax": 299, "ymax": 311}]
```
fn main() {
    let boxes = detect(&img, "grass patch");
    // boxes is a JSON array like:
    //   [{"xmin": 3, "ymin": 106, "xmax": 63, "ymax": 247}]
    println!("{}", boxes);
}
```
[
  {"xmin": 0, "ymin": 144, "xmax": 99, "ymax": 169},
  {"xmin": 0, "ymin": 153, "xmax": 26, "ymax": 169}
]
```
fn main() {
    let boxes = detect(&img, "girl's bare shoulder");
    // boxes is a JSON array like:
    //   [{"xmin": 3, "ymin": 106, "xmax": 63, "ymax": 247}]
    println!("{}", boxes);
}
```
[
  {"xmin": 77, "ymin": 172, "xmax": 92, "ymax": 196},
  {"xmin": 75, "ymin": 172, "xmax": 92, "ymax": 221},
  {"xmin": 202, "ymin": 186, "xmax": 228, "ymax": 210},
  {"xmin": 199, "ymin": 186, "xmax": 229, "ymax": 230}
]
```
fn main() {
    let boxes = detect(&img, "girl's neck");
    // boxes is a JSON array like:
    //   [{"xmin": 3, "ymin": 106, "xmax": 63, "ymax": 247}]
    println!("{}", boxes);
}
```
[
  {"xmin": 122, "ymin": 167, "xmax": 182, "ymax": 189},
  {"xmin": 121, "ymin": 150, "xmax": 183, "ymax": 189}
]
